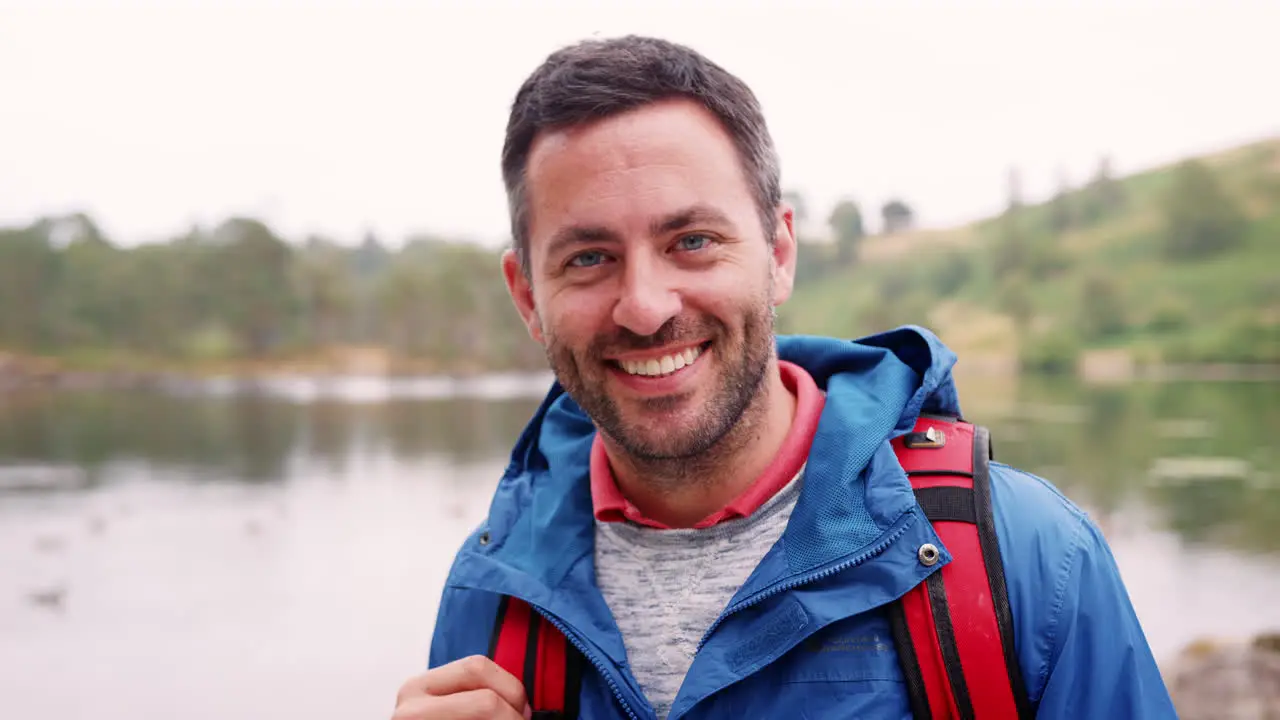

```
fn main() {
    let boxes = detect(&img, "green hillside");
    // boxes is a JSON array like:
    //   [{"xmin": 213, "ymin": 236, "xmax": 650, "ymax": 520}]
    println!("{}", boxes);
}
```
[
  {"xmin": 2, "ymin": 136, "xmax": 1277, "ymax": 384},
  {"xmin": 780, "ymin": 136, "xmax": 1280, "ymax": 375}
]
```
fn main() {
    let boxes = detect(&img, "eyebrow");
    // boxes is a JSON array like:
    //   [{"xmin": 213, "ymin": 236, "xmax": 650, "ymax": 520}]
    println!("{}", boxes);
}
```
[
  {"xmin": 545, "ymin": 204, "xmax": 737, "ymax": 261},
  {"xmin": 649, "ymin": 204, "xmax": 735, "ymax": 237}
]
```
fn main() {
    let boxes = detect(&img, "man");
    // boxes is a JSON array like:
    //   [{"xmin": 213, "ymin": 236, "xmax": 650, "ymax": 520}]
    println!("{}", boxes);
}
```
[{"xmin": 392, "ymin": 35, "xmax": 1176, "ymax": 719}]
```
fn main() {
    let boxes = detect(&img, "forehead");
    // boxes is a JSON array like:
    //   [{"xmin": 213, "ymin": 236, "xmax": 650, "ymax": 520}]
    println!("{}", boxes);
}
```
[{"xmin": 523, "ymin": 99, "xmax": 756, "ymax": 252}]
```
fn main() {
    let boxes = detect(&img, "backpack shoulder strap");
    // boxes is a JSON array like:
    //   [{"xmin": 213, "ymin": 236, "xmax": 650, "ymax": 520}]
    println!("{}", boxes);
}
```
[
  {"xmin": 886, "ymin": 415, "xmax": 1033, "ymax": 720},
  {"xmin": 487, "ymin": 595, "xmax": 584, "ymax": 719}
]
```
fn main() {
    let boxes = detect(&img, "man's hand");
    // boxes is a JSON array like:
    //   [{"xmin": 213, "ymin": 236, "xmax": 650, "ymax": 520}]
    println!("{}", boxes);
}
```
[{"xmin": 392, "ymin": 655, "xmax": 532, "ymax": 719}]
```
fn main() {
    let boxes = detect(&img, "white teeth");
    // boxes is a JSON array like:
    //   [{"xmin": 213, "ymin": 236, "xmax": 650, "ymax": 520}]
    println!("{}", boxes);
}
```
[{"xmin": 619, "ymin": 345, "xmax": 704, "ymax": 377}]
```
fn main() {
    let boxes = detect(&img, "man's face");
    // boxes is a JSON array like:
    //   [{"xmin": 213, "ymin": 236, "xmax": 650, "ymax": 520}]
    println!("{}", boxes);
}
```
[{"xmin": 502, "ymin": 98, "xmax": 797, "ymax": 461}]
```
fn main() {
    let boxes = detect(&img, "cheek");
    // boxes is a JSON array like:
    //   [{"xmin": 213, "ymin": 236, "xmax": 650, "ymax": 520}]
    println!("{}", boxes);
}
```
[
  {"xmin": 541, "ymin": 290, "xmax": 609, "ymax": 345},
  {"xmin": 688, "ymin": 264, "xmax": 771, "ymax": 314}
]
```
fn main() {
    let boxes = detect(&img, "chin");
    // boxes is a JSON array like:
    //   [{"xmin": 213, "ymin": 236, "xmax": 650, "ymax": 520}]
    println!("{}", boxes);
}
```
[
  {"xmin": 612, "ymin": 408, "xmax": 717, "ymax": 459},
  {"xmin": 617, "ymin": 433, "xmax": 704, "ymax": 462}
]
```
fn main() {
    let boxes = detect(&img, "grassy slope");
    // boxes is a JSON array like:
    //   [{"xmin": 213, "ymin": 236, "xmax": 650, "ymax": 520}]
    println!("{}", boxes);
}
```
[{"xmin": 780, "ymin": 136, "xmax": 1280, "ymax": 371}]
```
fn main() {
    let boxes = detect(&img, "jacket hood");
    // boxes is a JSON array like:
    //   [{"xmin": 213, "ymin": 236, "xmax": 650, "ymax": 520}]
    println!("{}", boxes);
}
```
[
  {"xmin": 448, "ymin": 325, "xmax": 962, "ymax": 673},
  {"xmin": 469, "ymin": 325, "xmax": 961, "ymax": 588},
  {"xmin": 503, "ymin": 324, "xmax": 962, "ymax": 479}
]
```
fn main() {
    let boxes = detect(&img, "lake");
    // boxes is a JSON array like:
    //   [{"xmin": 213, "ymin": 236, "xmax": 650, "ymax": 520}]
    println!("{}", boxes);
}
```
[{"xmin": 1, "ymin": 371, "xmax": 1278, "ymax": 719}]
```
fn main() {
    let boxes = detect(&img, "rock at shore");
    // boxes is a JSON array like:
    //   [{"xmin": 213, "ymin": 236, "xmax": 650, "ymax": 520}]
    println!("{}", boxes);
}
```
[{"xmin": 1169, "ymin": 633, "xmax": 1280, "ymax": 719}]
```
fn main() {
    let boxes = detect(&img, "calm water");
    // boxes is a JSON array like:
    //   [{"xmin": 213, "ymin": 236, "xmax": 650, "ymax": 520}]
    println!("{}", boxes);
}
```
[{"xmin": 1, "ymin": 373, "xmax": 1279, "ymax": 719}]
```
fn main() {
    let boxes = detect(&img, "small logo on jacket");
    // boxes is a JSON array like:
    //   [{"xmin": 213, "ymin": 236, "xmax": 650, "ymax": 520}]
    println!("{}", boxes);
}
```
[{"xmin": 804, "ymin": 633, "xmax": 892, "ymax": 654}]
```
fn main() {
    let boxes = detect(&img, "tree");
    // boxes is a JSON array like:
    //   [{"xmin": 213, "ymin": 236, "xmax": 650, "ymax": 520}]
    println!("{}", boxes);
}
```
[
  {"xmin": 827, "ymin": 199, "xmax": 864, "ymax": 264},
  {"xmin": 351, "ymin": 231, "xmax": 391, "ymax": 277},
  {"xmin": 1161, "ymin": 159, "xmax": 1248, "ymax": 261},
  {"xmin": 212, "ymin": 218, "xmax": 295, "ymax": 357},
  {"xmin": 114, "ymin": 242, "xmax": 190, "ymax": 354},
  {"xmin": 1048, "ymin": 168, "xmax": 1074, "ymax": 234},
  {"xmin": 0, "ymin": 208, "xmax": 567, "ymax": 373},
  {"xmin": 377, "ymin": 258, "xmax": 436, "ymax": 359},
  {"xmin": 880, "ymin": 199, "xmax": 914, "ymax": 235},
  {"xmin": 348, "ymin": 231, "xmax": 392, "ymax": 343},
  {"xmin": 0, "ymin": 221, "xmax": 60, "ymax": 350},
  {"xmin": 294, "ymin": 236, "xmax": 354, "ymax": 349},
  {"xmin": 1078, "ymin": 154, "xmax": 1126, "ymax": 225},
  {"xmin": 991, "ymin": 211, "xmax": 1029, "ymax": 282},
  {"xmin": 54, "ymin": 223, "xmax": 120, "ymax": 347}
]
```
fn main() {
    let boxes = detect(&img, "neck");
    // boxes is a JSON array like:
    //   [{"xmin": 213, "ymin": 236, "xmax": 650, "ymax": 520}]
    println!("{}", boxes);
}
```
[{"xmin": 602, "ymin": 358, "xmax": 798, "ymax": 528}]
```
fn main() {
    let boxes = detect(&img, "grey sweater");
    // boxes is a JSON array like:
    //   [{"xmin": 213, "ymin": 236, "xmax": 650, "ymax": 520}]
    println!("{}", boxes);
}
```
[{"xmin": 593, "ymin": 470, "xmax": 804, "ymax": 719}]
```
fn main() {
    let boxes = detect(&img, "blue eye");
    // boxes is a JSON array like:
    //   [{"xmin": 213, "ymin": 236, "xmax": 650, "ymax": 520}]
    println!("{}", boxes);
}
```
[
  {"xmin": 568, "ymin": 251, "xmax": 607, "ymax": 268},
  {"xmin": 677, "ymin": 234, "xmax": 712, "ymax": 251}
]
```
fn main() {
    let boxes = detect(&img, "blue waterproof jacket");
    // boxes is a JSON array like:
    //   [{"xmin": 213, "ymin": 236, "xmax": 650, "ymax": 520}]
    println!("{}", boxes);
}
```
[{"xmin": 428, "ymin": 327, "xmax": 1177, "ymax": 719}]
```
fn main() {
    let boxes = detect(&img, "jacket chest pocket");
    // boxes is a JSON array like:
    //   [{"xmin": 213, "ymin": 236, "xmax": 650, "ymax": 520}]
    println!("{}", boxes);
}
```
[
  {"xmin": 682, "ymin": 613, "xmax": 916, "ymax": 719},
  {"xmin": 779, "ymin": 613, "xmax": 913, "ymax": 719}
]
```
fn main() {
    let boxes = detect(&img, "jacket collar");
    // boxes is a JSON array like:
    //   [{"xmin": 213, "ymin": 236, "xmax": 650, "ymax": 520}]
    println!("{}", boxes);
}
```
[{"xmin": 449, "ymin": 325, "xmax": 962, "ymax": 660}]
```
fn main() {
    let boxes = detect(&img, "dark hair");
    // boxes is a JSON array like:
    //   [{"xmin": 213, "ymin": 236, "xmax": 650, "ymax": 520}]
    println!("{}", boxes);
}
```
[{"xmin": 501, "ymin": 35, "xmax": 782, "ymax": 276}]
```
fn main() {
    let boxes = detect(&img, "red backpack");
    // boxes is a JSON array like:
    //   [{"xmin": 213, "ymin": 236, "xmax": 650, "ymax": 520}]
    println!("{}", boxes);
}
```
[{"xmin": 487, "ymin": 415, "xmax": 1033, "ymax": 719}]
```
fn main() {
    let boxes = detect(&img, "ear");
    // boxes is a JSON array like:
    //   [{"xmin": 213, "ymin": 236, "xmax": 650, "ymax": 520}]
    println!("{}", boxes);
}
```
[
  {"xmin": 769, "ymin": 204, "xmax": 798, "ymax": 307},
  {"xmin": 501, "ymin": 249, "xmax": 545, "ymax": 344}
]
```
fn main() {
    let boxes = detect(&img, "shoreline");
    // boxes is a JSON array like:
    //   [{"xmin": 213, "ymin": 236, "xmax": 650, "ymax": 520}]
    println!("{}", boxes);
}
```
[
  {"xmin": 3, "ymin": 349, "xmax": 1279, "ymax": 396},
  {"xmin": 0, "ymin": 349, "xmax": 551, "ymax": 394}
]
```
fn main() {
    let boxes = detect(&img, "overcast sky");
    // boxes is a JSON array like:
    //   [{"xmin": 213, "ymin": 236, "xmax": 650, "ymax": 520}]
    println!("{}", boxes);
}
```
[{"xmin": 2, "ymin": 0, "xmax": 1277, "ymax": 247}]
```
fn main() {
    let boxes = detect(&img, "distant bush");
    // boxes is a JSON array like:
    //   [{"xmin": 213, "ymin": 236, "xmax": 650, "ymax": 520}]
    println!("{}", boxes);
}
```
[
  {"xmin": 1020, "ymin": 328, "xmax": 1081, "ymax": 374},
  {"xmin": 1246, "ymin": 171, "xmax": 1280, "ymax": 207},
  {"xmin": 1028, "ymin": 238, "xmax": 1072, "ymax": 280},
  {"xmin": 997, "ymin": 273, "xmax": 1034, "ymax": 333},
  {"xmin": 860, "ymin": 290, "xmax": 933, "ymax": 335},
  {"xmin": 930, "ymin": 251, "xmax": 974, "ymax": 297},
  {"xmin": 1253, "ymin": 275, "xmax": 1280, "ymax": 308},
  {"xmin": 1215, "ymin": 316, "xmax": 1280, "ymax": 364},
  {"xmin": 1162, "ymin": 313, "xmax": 1280, "ymax": 364},
  {"xmin": 1161, "ymin": 160, "xmax": 1249, "ymax": 261},
  {"xmin": 1078, "ymin": 270, "xmax": 1129, "ymax": 341},
  {"xmin": 1047, "ymin": 188, "xmax": 1075, "ymax": 234},
  {"xmin": 180, "ymin": 323, "xmax": 237, "ymax": 361},
  {"xmin": 1147, "ymin": 296, "xmax": 1192, "ymax": 334},
  {"xmin": 990, "ymin": 216, "xmax": 1031, "ymax": 281},
  {"xmin": 990, "ymin": 208, "xmax": 1070, "ymax": 283},
  {"xmin": 1075, "ymin": 156, "xmax": 1128, "ymax": 226},
  {"xmin": 876, "ymin": 265, "xmax": 915, "ymax": 302}
]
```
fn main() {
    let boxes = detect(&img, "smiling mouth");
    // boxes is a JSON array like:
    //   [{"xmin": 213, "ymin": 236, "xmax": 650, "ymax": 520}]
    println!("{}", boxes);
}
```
[{"xmin": 611, "ymin": 342, "xmax": 711, "ymax": 378}]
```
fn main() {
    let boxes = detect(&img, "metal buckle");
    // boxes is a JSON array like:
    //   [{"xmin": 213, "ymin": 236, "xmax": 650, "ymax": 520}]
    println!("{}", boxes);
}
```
[{"xmin": 903, "ymin": 425, "xmax": 947, "ymax": 449}]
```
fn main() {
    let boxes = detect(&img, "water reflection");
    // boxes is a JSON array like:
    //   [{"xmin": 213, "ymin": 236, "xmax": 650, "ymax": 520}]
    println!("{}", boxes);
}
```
[
  {"xmin": 0, "ymin": 382, "xmax": 546, "ymax": 720},
  {"xmin": 0, "ymin": 376, "xmax": 1278, "ymax": 718},
  {"xmin": 2, "ymin": 377, "xmax": 1277, "ymax": 554},
  {"xmin": 966, "ymin": 376, "xmax": 1280, "ymax": 555},
  {"xmin": 3, "ymin": 378, "xmax": 1279, "ymax": 553},
  {"xmin": 0, "ymin": 389, "xmax": 544, "ymax": 488}
]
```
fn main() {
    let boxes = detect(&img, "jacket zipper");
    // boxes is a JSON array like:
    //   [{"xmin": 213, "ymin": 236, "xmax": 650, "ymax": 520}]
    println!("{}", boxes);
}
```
[
  {"xmin": 531, "ymin": 520, "xmax": 910, "ymax": 720},
  {"xmin": 695, "ymin": 515, "xmax": 916, "ymax": 654},
  {"xmin": 478, "ymin": 467, "xmax": 645, "ymax": 720},
  {"xmin": 658, "ymin": 518, "xmax": 918, "ymax": 720},
  {"xmin": 528, "ymin": 604, "xmax": 643, "ymax": 720}
]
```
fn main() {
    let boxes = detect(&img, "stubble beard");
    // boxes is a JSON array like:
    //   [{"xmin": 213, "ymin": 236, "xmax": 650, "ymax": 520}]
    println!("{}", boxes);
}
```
[{"xmin": 543, "ymin": 297, "xmax": 777, "ymax": 484}]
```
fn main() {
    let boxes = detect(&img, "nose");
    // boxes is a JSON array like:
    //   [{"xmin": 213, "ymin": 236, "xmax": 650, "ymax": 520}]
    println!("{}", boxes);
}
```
[{"xmin": 611, "ymin": 255, "xmax": 681, "ymax": 337}]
